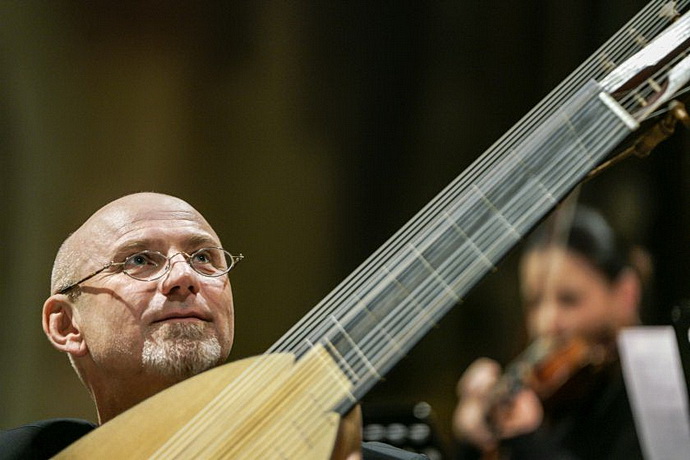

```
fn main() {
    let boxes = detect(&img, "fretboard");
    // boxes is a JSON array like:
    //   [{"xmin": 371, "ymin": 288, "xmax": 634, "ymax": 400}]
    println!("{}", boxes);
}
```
[
  {"xmin": 297, "ymin": 81, "xmax": 633, "ymax": 404},
  {"xmin": 269, "ymin": 0, "xmax": 690, "ymax": 412}
]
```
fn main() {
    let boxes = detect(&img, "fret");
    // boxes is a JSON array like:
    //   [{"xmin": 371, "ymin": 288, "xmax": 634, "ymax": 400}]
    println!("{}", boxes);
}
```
[
  {"xmin": 344, "ymin": 249, "xmax": 456, "ymax": 324},
  {"xmin": 359, "ymin": 289, "xmax": 413, "ymax": 355},
  {"xmin": 388, "ymin": 250, "xmax": 437, "ymax": 294},
  {"xmin": 407, "ymin": 243, "xmax": 463, "ymax": 301},
  {"xmin": 417, "ymin": 218, "xmax": 495, "ymax": 278},
  {"xmin": 509, "ymin": 152, "xmax": 562, "ymax": 213},
  {"xmin": 329, "ymin": 316, "xmax": 383, "ymax": 381},
  {"xmin": 563, "ymin": 114, "xmax": 595, "ymax": 155},
  {"xmin": 321, "ymin": 295, "xmax": 401, "ymax": 369},
  {"xmin": 468, "ymin": 184, "xmax": 523, "ymax": 243},
  {"xmin": 437, "ymin": 201, "xmax": 513, "ymax": 261},
  {"xmin": 533, "ymin": 179, "xmax": 559, "ymax": 207},
  {"xmin": 443, "ymin": 218, "xmax": 500, "ymax": 277},
  {"xmin": 366, "ymin": 309, "xmax": 408, "ymax": 361},
  {"xmin": 441, "ymin": 195, "xmax": 521, "ymax": 257},
  {"xmin": 322, "ymin": 338, "xmax": 360, "ymax": 381},
  {"xmin": 628, "ymin": 27, "xmax": 650, "ymax": 47},
  {"xmin": 598, "ymin": 54, "xmax": 617, "ymax": 74},
  {"xmin": 381, "ymin": 262, "xmax": 448, "ymax": 324},
  {"xmin": 304, "ymin": 339, "xmax": 358, "ymax": 405}
]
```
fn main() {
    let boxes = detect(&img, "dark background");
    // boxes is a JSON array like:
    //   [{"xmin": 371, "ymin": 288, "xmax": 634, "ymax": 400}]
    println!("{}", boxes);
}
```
[{"xmin": 3, "ymin": 1, "xmax": 689, "ymax": 453}]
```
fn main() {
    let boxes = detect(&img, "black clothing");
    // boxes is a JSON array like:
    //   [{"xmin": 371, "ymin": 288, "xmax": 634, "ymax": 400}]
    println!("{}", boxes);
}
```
[
  {"xmin": 0, "ymin": 418, "xmax": 96, "ymax": 460},
  {"xmin": 456, "ymin": 361, "xmax": 643, "ymax": 459},
  {"xmin": 1, "ymin": 418, "xmax": 425, "ymax": 459}
]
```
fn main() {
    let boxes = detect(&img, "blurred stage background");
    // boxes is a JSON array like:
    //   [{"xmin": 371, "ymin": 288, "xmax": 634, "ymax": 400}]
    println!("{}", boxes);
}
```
[{"xmin": 2, "ymin": 1, "xmax": 690, "ymax": 456}]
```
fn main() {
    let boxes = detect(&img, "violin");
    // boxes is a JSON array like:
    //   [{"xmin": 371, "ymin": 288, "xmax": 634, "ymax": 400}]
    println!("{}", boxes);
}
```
[
  {"xmin": 474, "ymin": 335, "xmax": 618, "ymax": 460},
  {"xmin": 488, "ymin": 334, "xmax": 618, "ymax": 419}
]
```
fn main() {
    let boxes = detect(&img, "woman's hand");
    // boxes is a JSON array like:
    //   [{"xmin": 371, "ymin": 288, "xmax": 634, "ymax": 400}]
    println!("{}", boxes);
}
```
[{"xmin": 453, "ymin": 358, "xmax": 544, "ymax": 452}]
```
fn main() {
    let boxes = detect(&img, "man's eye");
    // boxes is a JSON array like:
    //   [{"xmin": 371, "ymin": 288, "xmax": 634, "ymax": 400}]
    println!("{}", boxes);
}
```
[
  {"xmin": 193, "ymin": 251, "xmax": 212, "ymax": 264},
  {"xmin": 127, "ymin": 253, "xmax": 156, "ymax": 267}
]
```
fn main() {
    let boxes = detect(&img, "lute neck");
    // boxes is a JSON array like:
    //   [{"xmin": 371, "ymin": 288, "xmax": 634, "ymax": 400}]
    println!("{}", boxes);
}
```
[{"xmin": 269, "ymin": 0, "xmax": 690, "ymax": 413}]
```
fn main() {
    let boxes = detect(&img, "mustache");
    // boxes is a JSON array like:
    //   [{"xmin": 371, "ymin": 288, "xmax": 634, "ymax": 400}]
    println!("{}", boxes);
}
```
[{"xmin": 151, "ymin": 321, "xmax": 209, "ymax": 339}]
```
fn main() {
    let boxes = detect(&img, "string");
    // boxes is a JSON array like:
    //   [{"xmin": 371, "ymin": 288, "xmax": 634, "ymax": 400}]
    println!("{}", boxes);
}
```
[
  {"xmin": 159, "ymin": 76, "xmax": 660, "ymax": 456},
  {"xmin": 310, "ymin": 96, "xmax": 616, "ymax": 366},
  {"xmin": 353, "ymin": 15, "xmax": 690, "ymax": 379},
  {"xmin": 343, "ymin": 115, "xmax": 623, "ymax": 386},
  {"xmin": 235, "ymin": 108, "xmax": 628, "ymax": 456},
  {"xmin": 157, "ymin": 99, "xmax": 624, "ymax": 454},
  {"xmin": 151, "ymin": 2, "xmax": 689, "ymax": 457},
  {"xmin": 268, "ymin": 0, "xmax": 678, "ymax": 361}
]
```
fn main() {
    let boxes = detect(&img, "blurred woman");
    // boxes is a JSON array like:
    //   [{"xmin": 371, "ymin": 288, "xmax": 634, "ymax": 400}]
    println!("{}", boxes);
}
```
[{"xmin": 453, "ymin": 206, "xmax": 647, "ymax": 459}]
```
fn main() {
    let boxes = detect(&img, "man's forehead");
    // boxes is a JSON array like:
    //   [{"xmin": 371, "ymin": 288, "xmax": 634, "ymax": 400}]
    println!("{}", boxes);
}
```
[
  {"xmin": 75, "ymin": 194, "xmax": 221, "ymax": 250},
  {"xmin": 101, "ymin": 206, "xmax": 207, "ymax": 228}
]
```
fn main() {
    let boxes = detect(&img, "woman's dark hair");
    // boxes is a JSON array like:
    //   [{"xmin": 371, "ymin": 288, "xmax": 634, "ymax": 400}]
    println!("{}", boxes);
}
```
[{"xmin": 524, "ymin": 206, "xmax": 630, "ymax": 283}]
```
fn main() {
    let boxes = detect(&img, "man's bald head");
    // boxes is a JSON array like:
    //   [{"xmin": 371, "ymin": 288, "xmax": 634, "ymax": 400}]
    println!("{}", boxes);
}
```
[
  {"xmin": 51, "ymin": 193, "xmax": 217, "ymax": 295},
  {"xmin": 43, "ymin": 193, "xmax": 236, "ymax": 421}
]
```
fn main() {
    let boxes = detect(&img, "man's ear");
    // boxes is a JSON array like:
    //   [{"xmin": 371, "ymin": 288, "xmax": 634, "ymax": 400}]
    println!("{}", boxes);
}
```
[{"xmin": 43, "ymin": 295, "xmax": 88, "ymax": 357}]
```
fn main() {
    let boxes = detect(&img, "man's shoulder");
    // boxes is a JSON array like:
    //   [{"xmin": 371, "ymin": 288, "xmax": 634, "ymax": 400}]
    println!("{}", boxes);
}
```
[{"xmin": 0, "ymin": 418, "xmax": 96, "ymax": 460}]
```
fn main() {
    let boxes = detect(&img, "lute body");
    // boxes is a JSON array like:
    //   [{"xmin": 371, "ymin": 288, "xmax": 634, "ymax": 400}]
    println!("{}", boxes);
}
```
[{"xmin": 57, "ymin": 346, "xmax": 350, "ymax": 458}]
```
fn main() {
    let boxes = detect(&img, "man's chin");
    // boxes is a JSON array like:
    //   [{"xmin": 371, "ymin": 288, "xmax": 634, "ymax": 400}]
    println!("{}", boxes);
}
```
[{"xmin": 142, "ymin": 322, "xmax": 222, "ymax": 379}]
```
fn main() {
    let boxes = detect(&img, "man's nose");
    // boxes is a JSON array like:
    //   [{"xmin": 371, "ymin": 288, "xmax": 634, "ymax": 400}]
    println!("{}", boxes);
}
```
[{"xmin": 160, "ymin": 253, "xmax": 200, "ymax": 296}]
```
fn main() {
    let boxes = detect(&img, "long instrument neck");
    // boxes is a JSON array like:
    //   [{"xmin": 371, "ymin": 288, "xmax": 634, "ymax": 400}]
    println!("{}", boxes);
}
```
[
  {"xmin": 269, "ymin": 0, "xmax": 690, "ymax": 414},
  {"xmin": 280, "ymin": 81, "xmax": 633, "ymax": 407}
]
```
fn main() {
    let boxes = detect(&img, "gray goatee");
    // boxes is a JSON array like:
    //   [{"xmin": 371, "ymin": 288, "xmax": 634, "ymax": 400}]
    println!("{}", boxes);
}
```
[{"xmin": 142, "ymin": 322, "xmax": 222, "ymax": 379}]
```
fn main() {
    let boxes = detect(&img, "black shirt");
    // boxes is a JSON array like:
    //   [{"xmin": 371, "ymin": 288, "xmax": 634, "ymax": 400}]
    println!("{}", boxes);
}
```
[{"xmin": 0, "ymin": 418, "xmax": 96, "ymax": 460}]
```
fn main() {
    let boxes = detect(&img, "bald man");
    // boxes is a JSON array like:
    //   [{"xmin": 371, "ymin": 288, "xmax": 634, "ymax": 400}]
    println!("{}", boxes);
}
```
[{"xmin": 0, "ymin": 193, "xmax": 379, "ymax": 459}]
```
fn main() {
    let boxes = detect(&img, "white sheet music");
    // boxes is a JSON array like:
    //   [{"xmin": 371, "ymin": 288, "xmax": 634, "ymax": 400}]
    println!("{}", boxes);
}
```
[{"xmin": 619, "ymin": 326, "xmax": 690, "ymax": 459}]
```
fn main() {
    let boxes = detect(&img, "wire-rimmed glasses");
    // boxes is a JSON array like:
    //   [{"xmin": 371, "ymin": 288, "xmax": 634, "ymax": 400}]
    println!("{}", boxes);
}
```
[{"xmin": 57, "ymin": 247, "xmax": 244, "ymax": 295}]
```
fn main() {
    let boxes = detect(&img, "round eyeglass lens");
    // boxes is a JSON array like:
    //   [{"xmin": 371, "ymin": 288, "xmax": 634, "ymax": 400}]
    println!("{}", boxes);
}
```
[
  {"xmin": 123, "ymin": 251, "xmax": 168, "ymax": 280},
  {"xmin": 190, "ymin": 248, "xmax": 231, "ymax": 276}
]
